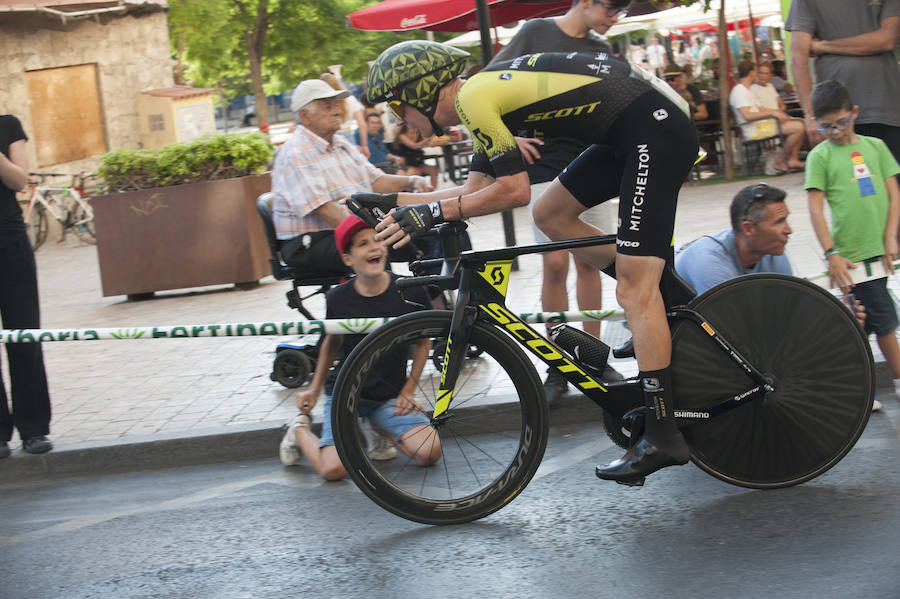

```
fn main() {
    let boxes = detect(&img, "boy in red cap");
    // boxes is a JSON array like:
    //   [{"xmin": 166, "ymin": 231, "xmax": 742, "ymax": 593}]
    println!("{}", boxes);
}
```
[{"xmin": 278, "ymin": 214, "xmax": 442, "ymax": 479}]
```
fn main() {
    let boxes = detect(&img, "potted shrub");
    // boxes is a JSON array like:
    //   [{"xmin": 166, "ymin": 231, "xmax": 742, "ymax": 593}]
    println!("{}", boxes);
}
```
[{"xmin": 92, "ymin": 132, "xmax": 274, "ymax": 298}]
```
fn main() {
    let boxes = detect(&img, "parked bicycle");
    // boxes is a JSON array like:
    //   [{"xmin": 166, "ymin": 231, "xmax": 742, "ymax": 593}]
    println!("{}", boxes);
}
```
[
  {"xmin": 330, "ymin": 212, "xmax": 874, "ymax": 525},
  {"xmin": 19, "ymin": 171, "xmax": 96, "ymax": 249}
]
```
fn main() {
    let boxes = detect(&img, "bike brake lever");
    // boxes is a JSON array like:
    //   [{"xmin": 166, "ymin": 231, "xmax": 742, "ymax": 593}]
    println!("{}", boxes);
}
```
[{"xmin": 345, "ymin": 198, "xmax": 381, "ymax": 228}]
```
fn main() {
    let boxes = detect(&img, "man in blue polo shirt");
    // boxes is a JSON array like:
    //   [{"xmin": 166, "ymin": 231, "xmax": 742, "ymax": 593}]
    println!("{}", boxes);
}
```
[{"xmin": 675, "ymin": 183, "xmax": 793, "ymax": 296}]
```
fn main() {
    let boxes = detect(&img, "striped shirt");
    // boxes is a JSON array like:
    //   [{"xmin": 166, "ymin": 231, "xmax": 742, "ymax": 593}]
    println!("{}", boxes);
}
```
[{"xmin": 272, "ymin": 125, "xmax": 384, "ymax": 239}]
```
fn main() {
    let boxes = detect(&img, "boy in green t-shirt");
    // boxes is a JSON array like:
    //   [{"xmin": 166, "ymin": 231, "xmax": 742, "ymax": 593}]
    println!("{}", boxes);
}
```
[{"xmin": 807, "ymin": 80, "xmax": 900, "ymax": 405}]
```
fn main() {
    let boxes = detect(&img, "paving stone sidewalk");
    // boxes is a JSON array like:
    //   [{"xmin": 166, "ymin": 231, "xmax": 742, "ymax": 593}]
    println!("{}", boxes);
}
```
[{"xmin": 5, "ymin": 171, "xmax": 890, "ymax": 477}]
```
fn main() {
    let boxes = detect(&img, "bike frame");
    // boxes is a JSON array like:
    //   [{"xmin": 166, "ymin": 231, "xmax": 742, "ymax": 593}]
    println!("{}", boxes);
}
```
[
  {"xmin": 21, "ymin": 172, "xmax": 93, "ymax": 226},
  {"xmin": 425, "ymin": 232, "xmax": 774, "ymax": 426}
]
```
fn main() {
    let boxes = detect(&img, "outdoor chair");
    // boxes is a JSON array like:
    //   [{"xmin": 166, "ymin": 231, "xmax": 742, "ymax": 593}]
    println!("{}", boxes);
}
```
[{"xmin": 729, "ymin": 108, "xmax": 786, "ymax": 176}]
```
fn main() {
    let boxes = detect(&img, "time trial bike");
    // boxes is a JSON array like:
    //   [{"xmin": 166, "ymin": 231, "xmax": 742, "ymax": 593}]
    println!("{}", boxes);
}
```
[{"xmin": 330, "ymin": 220, "xmax": 874, "ymax": 525}]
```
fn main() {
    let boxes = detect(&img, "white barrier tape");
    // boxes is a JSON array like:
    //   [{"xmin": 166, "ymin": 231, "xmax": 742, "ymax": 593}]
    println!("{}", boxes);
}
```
[
  {"xmin": 805, "ymin": 258, "xmax": 899, "ymax": 289},
  {"xmin": 9, "ymin": 258, "xmax": 892, "ymax": 344},
  {"xmin": 0, "ymin": 309, "xmax": 625, "ymax": 343}
]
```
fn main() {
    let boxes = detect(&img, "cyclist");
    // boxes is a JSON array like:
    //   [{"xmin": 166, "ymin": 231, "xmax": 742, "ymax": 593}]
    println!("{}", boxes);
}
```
[{"xmin": 355, "ymin": 40, "xmax": 699, "ymax": 483}]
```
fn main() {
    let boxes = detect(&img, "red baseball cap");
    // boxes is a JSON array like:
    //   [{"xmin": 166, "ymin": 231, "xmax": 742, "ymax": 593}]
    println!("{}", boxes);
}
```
[{"xmin": 334, "ymin": 214, "xmax": 371, "ymax": 254}]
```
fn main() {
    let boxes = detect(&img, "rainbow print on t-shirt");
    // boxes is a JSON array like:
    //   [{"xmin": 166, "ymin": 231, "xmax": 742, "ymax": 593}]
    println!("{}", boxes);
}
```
[{"xmin": 851, "ymin": 151, "xmax": 876, "ymax": 197}]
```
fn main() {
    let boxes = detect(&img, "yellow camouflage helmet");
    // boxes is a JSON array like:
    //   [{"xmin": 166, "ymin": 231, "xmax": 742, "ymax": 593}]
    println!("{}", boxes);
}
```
[{"xmin": 367, "ymin": 41, "xmax": 469, "ymax": 134}]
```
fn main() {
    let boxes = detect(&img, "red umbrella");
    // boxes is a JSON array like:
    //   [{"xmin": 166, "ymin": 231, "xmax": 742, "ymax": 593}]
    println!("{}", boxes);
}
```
[{"xmin": 347, "ymin": 0, "xmax": 571, "ymax": 33}]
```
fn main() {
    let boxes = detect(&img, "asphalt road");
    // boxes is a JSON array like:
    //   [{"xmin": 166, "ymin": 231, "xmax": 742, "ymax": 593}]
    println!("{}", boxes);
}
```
[{"xmin": 3, "ymin": 404, "xmax": 900, "ymax": 599}]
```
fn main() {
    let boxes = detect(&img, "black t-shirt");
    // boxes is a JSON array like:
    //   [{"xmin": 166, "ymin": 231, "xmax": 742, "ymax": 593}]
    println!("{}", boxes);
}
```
[
  {"xmin": 324, "ymin": 272, "xmax": 430, "ymax": 399},
  {"xmin": 0, "ymin": 115, "xmax": 28, "ymax": 244}
]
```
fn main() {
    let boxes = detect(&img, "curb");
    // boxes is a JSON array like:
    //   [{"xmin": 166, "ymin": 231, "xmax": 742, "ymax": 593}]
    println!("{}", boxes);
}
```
[
  {"xmin": 1, "ymin": 361, "xmax": 893, "ymax": 484},
  {"xmin": 0, "ymin": 395, "xmax": 602, "ymax": 483}
]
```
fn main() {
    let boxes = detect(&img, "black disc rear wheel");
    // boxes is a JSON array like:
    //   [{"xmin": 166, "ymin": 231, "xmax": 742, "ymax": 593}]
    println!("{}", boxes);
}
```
[{"xmin": 670, "ymin": 274, "xmax": 873, "ymax": 489}]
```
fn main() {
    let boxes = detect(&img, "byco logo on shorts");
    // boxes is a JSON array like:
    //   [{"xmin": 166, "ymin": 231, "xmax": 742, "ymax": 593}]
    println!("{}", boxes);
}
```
[
  {"xmin": 524, "ymin": 101, "xmax": 602, "ymax": 123},
  {"xmin": 616, "ymin": 238, "xmax": 640, "ymax": 248}
]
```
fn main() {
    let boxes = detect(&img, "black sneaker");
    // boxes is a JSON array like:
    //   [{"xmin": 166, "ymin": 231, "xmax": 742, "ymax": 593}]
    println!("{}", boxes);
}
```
[
  {"xmin": 23, "ymin": 436, "xmax": 53, "ymax": 454},
  {"xmin": 543, "ymin": 369, "xmax": 569, "ymax": 402},
  {"xmin": 0, "ymin": 441, "xmax": 9, "ymax": 459}
]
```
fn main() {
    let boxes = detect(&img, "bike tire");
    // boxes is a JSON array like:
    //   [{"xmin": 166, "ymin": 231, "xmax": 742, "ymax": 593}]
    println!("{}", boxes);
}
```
[
  {"xmin": 670, "ymin": 274, "xmax": 873, "ymax": 489},
  {"xmin": 331, "ymin": 310, "xmax": 549, "ymax": 525},
  {"xmin": 70, "ymin": 197, "xmax": 96, "ymax": 244},
  {"xmin": 25, "ymin": 204, "xmax": 48, "ymax": 250}
]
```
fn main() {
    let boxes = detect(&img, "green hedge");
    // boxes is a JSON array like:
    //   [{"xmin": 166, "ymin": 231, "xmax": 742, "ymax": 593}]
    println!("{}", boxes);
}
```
[{"xmin": 97, "ymin": 132, "xmax": 274, "ymax": 193}]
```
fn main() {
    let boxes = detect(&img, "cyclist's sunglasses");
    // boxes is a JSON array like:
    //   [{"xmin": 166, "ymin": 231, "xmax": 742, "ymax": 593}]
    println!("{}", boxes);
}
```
[
  {"xmin": 388, "ymin": 100, "xmax": 407, "ymax": 121},
  {"xmin": 593, "ymin": 0, "xmax": 629, "ymax": 18},
  {"xmin": 815, "ymin": 115, "xmax": 853, "ymax": 135}
]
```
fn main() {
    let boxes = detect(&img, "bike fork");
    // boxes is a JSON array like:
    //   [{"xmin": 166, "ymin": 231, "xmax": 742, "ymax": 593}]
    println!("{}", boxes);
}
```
[{"xmin": 432, "ymin": 269, "xmax": 477, "ymax": 423}]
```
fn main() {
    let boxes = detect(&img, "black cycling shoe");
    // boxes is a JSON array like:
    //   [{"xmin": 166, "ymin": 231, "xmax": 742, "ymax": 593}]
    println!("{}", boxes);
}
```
[
  {"xmin": 542, "ymin": 369, "xmax": 568, "ymax": 402},
  {"xmin": 595, "ymin": 438, "xmax": 689, "ymax": 483},
  {"xmin": 612, "ymin": 337, "xmax": 634, "ymax": 359},
  {"xmin": 0, "ymin": 441, "xmax": 9, "ymax": 459}
]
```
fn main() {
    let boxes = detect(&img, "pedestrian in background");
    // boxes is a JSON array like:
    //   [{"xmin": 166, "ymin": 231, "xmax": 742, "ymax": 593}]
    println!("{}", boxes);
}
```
[
  {"xmin": 787, "ymin": 0, "xmax": 900, "ymax": 156},
  {"xmin": 806, "ymin": 80, "xmax": 900, "ymax": 401},
  {"xmin": 0, "ymin": 114, "xmax": 53, "ymax": 457},
  {"xmin": 487, "ymin": 0, "xmax": 627, "ymax": 401}
]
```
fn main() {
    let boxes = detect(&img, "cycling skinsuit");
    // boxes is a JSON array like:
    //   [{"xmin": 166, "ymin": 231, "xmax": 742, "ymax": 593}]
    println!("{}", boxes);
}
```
[{"xmin": 456, "ymin": 51, "xmax": 700, "ymax": 259}]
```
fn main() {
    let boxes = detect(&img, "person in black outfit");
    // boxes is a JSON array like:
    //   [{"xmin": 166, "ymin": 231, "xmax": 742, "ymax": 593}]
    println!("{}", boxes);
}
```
[{"xmin": 0, "ymin": 114, "xmax": 53, "ymax": 457}]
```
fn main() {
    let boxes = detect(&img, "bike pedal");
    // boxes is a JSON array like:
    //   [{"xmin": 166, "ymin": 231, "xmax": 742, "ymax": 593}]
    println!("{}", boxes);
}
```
[{"xmin": 616, "ymin": 477, "xmax": 645, "ymax": 487}]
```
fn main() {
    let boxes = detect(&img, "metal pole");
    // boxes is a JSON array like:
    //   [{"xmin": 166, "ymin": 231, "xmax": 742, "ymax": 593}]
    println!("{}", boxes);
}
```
[{"xmin": 475, "ymin": 0, "xmax": 519, "ymax": 270}]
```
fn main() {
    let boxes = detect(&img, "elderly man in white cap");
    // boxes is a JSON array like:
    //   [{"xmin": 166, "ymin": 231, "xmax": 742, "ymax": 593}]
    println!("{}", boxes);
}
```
[{"xmin": 272, "ymin": 78, "xmax": 433, "ymax": 274}]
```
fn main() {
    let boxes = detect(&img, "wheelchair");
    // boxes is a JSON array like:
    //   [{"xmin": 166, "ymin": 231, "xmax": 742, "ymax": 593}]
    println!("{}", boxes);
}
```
[
  {"xmin": 256, "ymin": 193, "xmax": 474, "ymax": 388},
  {"xmin": 257, "ymin": 193, "xmax": 346, "ymax": 388}
]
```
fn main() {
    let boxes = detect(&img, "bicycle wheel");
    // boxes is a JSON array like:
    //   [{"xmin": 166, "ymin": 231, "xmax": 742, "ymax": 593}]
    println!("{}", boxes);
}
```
[
  {"xmin": 25, "ymin": 204, "xmax": 49, "ymax": 250},
  {"xmin": 670, "ymin": 274, "xmax": 873, "ymax": 489},
  {"xmin": 331, "ymin": 310, "xmax": 549, "ymax": 525},
  {"xmin": 70, "ymin": 198, "xmax": 96, "ymax": 244}
]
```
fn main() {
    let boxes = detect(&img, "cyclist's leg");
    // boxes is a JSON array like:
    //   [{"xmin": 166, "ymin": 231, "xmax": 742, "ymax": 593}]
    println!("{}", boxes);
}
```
[
  {"xmin": 532, "ymin": 163, "xmax": 619, "ymax": 270},
  {"xmin": 587, "ymin": 94, "xmax": 698, "ymax": 482},
  {"xmin": 610, "ymin": 253, "xmax": 689, "ymax": 466}
]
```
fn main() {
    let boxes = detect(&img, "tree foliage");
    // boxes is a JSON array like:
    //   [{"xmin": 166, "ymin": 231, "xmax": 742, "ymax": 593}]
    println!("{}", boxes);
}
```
[{"xmin": 167, "ymin": 0, "xmax": 433, "ymax": 112}]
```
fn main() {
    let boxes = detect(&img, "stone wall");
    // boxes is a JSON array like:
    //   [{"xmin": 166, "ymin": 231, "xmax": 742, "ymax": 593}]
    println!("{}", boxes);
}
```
[{"xmin": 0, "ymin": 12, "xmax": 174, "ymax": 171}]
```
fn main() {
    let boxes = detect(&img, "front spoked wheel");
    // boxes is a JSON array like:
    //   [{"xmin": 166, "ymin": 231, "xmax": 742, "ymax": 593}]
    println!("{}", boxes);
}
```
[
  {"xmin": 670, "ymin": 274, "xmax": 874, "ymax": 489},
  {"xmin": 332, "ymin": 310, "xmax": 549, "ymax": 525}
]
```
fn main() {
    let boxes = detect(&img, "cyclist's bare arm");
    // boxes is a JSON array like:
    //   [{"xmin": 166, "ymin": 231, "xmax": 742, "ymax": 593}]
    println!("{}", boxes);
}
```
[
  {"xmin": 375, "ymin": 170, "xmax": 531, "ymax": 248},
  {"xmin": 392, "ymin": 169, "xmax": 492, "ymax": 206},
  {"xmin": 0, "ymin": 139, "xmax": 28, "ymax": 192}
]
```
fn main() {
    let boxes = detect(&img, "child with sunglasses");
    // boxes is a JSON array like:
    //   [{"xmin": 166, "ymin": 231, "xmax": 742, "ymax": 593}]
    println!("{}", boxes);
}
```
[{"xmin": 807, "ymin": 80, "xmax": 900, "ymax": 399}]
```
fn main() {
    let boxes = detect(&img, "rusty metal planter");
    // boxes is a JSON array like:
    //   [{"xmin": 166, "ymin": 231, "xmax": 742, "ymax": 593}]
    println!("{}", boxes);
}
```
[{"xmin": 91, "ymin": 173, "xmax": 271, "ymax": 298}]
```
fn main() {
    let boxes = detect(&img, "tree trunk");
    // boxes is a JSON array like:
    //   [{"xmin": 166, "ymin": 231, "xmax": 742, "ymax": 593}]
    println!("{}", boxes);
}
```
[
  {"xmin": 174, "ymin": 35, "xmax": 186, "ymax": 85},
  {"xmin": 237, "ymin": 0, "xmax": 270, "ymax": 127},
  {"xmin": 718, "ymin": 1, "xmax": 735, "ymax": 179}
]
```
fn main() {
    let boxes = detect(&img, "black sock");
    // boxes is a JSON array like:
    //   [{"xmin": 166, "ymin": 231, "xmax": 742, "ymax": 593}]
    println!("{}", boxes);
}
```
[{"xmin": 639, "ymin": 367, "xmax": 681, "ymax": 444}]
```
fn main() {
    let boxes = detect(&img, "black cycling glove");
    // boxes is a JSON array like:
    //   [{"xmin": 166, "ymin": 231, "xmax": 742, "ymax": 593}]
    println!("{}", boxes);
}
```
[
  {"xmin": 347, "ymin": 192, "xmax": 398, "ymax": 226},
  {"xmin": 393, "ymin": 201, "xmax": 444, "ymax": 238}
]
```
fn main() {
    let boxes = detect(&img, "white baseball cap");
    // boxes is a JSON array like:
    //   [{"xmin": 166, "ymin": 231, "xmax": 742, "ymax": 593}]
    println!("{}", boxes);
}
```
[{"xmin": 290, "ymin": 79, "xmax": 350, "ymax": 113}]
